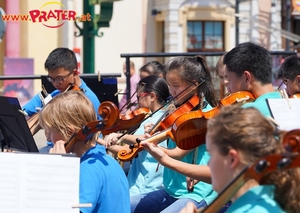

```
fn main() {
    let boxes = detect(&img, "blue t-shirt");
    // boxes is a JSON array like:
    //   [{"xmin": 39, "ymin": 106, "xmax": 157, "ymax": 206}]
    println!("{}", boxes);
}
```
[
  {"xmin": 80, "ymin": 144, "xmax": 130, "ymax": 213},
  {"xmin": 227, "ymin": 185, "xmax": 284, "ymax": 213},
  {"xmin": 23, "ymin": 78, "xmax": 101, "ymax": 120},
  {"xmin": 127, "ymin": 110, "xmax": 168, "ymax": 197},
  {"xmin": 242, "ymin": 92, "xmax": 281, "ymax": 117}
]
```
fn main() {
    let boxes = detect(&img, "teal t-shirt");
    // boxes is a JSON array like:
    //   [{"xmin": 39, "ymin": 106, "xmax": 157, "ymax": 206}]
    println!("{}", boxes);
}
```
[
  {"xmin": 227, "ymin": 185, "xmax": 284, "ymax": 213},
  {"xmin": 127, "ymin": 110, "xmax": 168, "ymax": 197},
  {"xmin": 242, "ymin": 92, "xmax": 281, "ymax": 117},
  {"xmin": 163, "ymin": 142, "xmax": 217, "ymax": 204},
  {"xmin": 162, "ymin": 101, "xmax": 217, "ymax": 204}
]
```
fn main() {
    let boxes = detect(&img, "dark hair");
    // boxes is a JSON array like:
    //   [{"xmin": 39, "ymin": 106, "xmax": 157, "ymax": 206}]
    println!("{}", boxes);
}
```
[
  {"xmin": 137, "ymin": 75, "xmax": 170, "ymax": 105},
  {"xmin": 277, "ymin": 55, "xmax": 300, "ymax": 80},
  {"xmin": 207, "ymin": 105, "xmax": 300, "ymax": 213},
  {"xmin": 223, "ymin": 42, "xmax": 272, "ymax": 84},
  {"xmin": 45, "ymin": 48, "xmax": 78, "ymax": 72},
  {"xmin": 139, "ymin": 61, "xmax": 164, "ymax": 77},
  {"xmin": 164, "ymin": 55, "xmax": 218, "ymax": 107}
]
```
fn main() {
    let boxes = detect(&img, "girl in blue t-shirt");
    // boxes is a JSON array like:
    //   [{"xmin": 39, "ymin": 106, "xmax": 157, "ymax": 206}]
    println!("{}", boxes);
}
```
[
  {"xmin": 131, "ymin": 56, "xmax": 219, "ymax": 213},
  {"xmin": 98, "ymin": 75, "xmax": 171, "ymax": 197},
  {"xmin": 179, "ymin": 106, "xmax": 300, "ymax": 213}
]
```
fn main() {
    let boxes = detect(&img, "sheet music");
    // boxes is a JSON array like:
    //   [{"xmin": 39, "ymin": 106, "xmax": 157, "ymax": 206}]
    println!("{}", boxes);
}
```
[
  {"xmin": 267, "ymin": 98, "xmax": 300, "ymax": 131},
  {"xmin": 0, "ymin": 153, "xmax": 80, "ymax": 213}
]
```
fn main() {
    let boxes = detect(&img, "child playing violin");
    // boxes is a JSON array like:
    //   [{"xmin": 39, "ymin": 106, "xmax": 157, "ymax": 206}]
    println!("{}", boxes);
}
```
[
  {"xmin": 39, "ymin": 90, "xmax": 130, "ymax": 213},
  {"xmin": 98, "ymin": 75, "xmax": 170, "ymax": 197},
  {"xmin": 130, "ymin": 56, "xmax": 218, "ymax": 213},
  {"xmin": 178, "ymin": 105, "xmax": 300, "ymax": 213},
  {"xmin": 23, "ymin": 48, "xmax": 101, "ymax": 153},
  {"xmin": 23, "ymin": 47, "xmax": 100, "ymax": 119},
  {"xmin": 277, "ymin": 55, "xmax": 300, "ymax": 98}
]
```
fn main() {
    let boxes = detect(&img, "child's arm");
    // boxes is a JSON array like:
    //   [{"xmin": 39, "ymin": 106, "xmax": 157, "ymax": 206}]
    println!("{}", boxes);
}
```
[{"xmin": 141, "ymin": 141, "xmax": 211, "ymax": 184}]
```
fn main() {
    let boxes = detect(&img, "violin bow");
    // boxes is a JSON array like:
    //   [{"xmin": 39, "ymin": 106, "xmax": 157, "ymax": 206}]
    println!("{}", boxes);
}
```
[
  {"xmin": 119, "ymin": 83, "xmax": 145, "ymax": 113},
  {"xmin": 116, "ymin": 84, "xmax": 194, "ymax": 142},
  {"xmin": 145, "ymin": 82, "xmax": 201, "ymax": 135},
  {"xmin": 113, "ymin": 82, "xmax": 200, "ymax": 145}
]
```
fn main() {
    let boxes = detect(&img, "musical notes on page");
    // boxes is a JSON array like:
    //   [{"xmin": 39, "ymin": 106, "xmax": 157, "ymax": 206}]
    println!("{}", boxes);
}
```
[
  {"xmin": 267, "ymin": 98, "xmax": 300, "ymax": 131},
  {"xmin": 0, "ymin": 153, "xmax": 80, "ymax": 213}
]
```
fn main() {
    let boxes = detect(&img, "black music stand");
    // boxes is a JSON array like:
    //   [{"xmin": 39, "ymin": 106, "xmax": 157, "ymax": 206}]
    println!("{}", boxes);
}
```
[
  {"xmin": 41, "ymin": 74, "xmax": 120, "ymax": 107},
  {"xmin": 0, "ymin": 96, "xmax": 39, "ymax": 152}
]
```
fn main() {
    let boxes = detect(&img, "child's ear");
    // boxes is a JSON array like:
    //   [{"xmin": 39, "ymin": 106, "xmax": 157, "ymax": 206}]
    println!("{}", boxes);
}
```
[
  {"xmin": 244, "ymin": 71, "xmax": 251, "ymax": 84},
  {"xmin": 228, "ymin": 149, "xmax": 240, "ymax": 169},
  {"xmin": 296, "ymin": 75, "xmax": 300, "ymax": 84},
  {"xmin": 150, "ymin": 92, "xmax": 156, "ymax": 100}
]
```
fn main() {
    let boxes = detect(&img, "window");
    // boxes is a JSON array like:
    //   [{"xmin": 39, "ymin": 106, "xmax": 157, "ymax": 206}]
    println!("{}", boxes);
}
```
[{"xmin": 187, "ymin": 21, "xmax": 224, "ymax": 52}]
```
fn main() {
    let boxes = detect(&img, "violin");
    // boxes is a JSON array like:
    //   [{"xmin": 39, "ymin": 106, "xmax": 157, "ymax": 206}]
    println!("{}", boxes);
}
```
[
  {"xmin": 118, "ymin": 127, "xmax": 174, "ymax": 162},
  {"xmin": 26, "ymin": 83, "xmax": 89, "ymax": 136},
  {"xmin": 220, "ymin": 91, "xmax": 255, "ymax": 106},
  {"xmin": 199, "ymin": 91, "xmax": 255, "ymax": 122},
  {"xmin": 64, "ymin": 110, "xmax": 119, "ymax": 153},
  {"xmin": 172, "ymin": 110, "xmax": 207, "ymax": 150},
  {"xmin": 26, "ymin": 85, "xmax": 51, "ymax": 136},
  {"xmin": 97, "ymin": 101, "xmax": 120, "ymax": 128},
  {"xmin": 101, "ymin": 107, "xmax": 151, "ymax": 135},
  {"xmin": 197, "ymin": 129, "xmax": 300, "ymax": 213},
  {"xmin": 290, "ymin": 93, "xmax": 300, "ymax": 99},
  {"xmin": 149, "ymin": 95, "xmax": 200, "ymax": 135},
  {"xmin": 117, "ymin": 109, "xmax": 208, "ymax": 161}
]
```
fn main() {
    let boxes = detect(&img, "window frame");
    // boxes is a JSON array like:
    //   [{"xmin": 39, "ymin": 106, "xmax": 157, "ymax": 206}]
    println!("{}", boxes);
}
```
[{"xmin": 187, "ymin": 21, "xmax": 225, "ymax": 52}]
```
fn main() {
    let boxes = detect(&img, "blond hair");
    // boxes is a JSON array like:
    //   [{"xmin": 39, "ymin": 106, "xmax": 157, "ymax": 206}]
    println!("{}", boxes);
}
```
[{"xmin": 39, "ymin": 90, "xmax": 98, "ymax": 143}]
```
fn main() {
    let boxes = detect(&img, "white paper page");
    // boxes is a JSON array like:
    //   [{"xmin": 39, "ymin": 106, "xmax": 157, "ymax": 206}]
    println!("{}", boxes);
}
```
[
  {"xmin": 267, "ymin": 98, "xmax": 300, "ymax": 131},
  {"xmin": 0, "ymin": 153, "xmax": 80, "ymax": 213},
  {"xmin": 0, "ymin": 153, "xmax": 22, "ymax": 213}
]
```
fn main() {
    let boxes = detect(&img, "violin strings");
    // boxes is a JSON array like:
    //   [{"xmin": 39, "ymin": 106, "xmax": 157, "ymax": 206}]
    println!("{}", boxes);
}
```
[
  {"xmin": 116, "ymin": 82, "xmax": 203, "ymax": 141},
  {"xmin": 120, "ymin": 83, "xmax": 145, "ymax": 113}
]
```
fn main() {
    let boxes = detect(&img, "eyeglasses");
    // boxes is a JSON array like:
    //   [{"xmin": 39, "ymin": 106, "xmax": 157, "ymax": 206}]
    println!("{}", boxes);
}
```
[
  {"xmin": 137, "ymin": 92, "xmax": 149, "ymax": 101},
  {"xmin": 46, "ymin": 71, "xmax": 73, "ymax": 84}
]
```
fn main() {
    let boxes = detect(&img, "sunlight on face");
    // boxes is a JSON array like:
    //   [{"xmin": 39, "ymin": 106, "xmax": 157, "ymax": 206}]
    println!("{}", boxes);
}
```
[
  {"xmin": 224, "ymin": 68, "xmax": 246, "ymax": 93},
  {"xmin": 47, "ymin": 68, "xmax": 74, "ymax": 92},
  {"xmin": 165, "ymin": 71, "xmax": 193, "ymax": 105}
]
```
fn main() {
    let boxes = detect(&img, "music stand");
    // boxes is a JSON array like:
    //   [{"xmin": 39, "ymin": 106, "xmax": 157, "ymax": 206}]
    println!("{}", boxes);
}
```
[{"xmin": 0, "ymin": 96, "xmax": 39, "ymax": 152}]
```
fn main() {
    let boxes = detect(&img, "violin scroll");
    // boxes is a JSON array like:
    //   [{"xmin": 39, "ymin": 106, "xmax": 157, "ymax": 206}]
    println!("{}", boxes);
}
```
[
  {"xmin": 282, "ymin": 129, "xmax": 300, "ymax": 153},
  {"xmin": 118, "ymin": 143, "xmax": 144, "ymax": 162},
  {"xmin": 98, "ymin": 101, "xmax": 119, "ymax": 127},
  {"xmin": 65, "ymin": 120, "xmax": 107, "ymax": 153}
]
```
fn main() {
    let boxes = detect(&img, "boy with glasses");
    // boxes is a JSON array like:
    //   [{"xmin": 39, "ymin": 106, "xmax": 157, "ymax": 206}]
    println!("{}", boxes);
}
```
[
  {"xmin": 23, "ymin": 47, "xmax": 100, "ymax": 119},
  {"xmin": 23, "ymin": 48, "xmax": 101, "ymax": 152}
]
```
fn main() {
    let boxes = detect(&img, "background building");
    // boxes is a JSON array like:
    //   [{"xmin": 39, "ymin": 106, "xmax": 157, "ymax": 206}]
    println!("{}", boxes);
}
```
[{"xmin": 0, "ymin": 0, "xmax": 298, "ymax": 103}]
